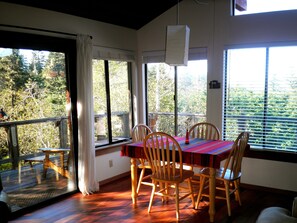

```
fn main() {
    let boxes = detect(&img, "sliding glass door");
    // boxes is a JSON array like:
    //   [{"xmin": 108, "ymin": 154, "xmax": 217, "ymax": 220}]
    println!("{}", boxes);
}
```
[{"xmin": 0, "ymin": 31, "xmax": 77, "ymax": 214}]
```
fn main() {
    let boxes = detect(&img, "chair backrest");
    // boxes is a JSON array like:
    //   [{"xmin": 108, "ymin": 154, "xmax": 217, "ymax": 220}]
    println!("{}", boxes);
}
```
[
  {"xmin": 143, "ymin": 132, "xmax": 184, "ymax": 180},
  {"xmin": 222, "ymin": 132, "xmax": 250, "ymax": 179},
  {"xmin": 188, "ymin": 122, "xmax": 220, "ymax": 140},
  {"xmin": 131, "ymin": 124, "xmax": 152, "ymax": 143}
]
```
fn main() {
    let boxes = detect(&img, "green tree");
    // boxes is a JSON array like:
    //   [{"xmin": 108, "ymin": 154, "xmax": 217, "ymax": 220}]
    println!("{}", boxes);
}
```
[
  {"xmin": 0, "ymin": 49, "xmax": 29, "ymax": 111},
  {"xmin": 42, "ymin": 52, "xmax": 66, "ymax": 117}
]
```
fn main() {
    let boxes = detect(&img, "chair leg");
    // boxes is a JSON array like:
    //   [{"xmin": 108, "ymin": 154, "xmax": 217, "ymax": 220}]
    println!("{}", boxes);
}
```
[
  {"xmin": 136, "ymin": 168, "xmax": 145, "ymax": 194},
  {"xmin": 234, "ymin": 179, "xmax": 241, "ymax": 205},
  {"xmin": 195, "ymin": 176, "xmax": 206, "ymax": 209},
  {"xmin": 165, "ymin": 182, "xmax": 170, "ymax": 202},
  {"xmin": 148, "ymin": 181, "xmax": 156, "ymax": 213},
  {"xmin": 224, "ymin": 180, "xmax": 231, "ymax": 216},
  {"xmin": 175, "ymin": 183, "xmax": 180, "ymax": 220},
  {"xmin": 187, "ymin": 178, "xmax": 195, "ymax": 208}
]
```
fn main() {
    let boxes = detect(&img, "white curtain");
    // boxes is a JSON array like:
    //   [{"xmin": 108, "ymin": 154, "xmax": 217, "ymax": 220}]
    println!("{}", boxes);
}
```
[{"xmin": 76, "ymin": 34, "xmax": 99, "ymax": 195}]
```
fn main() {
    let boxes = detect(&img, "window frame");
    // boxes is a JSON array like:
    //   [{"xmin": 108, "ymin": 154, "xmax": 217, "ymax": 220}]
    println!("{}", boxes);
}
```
[{"xmin": 93, "ymin": 59, "xmax": 134, "ymax": 148}]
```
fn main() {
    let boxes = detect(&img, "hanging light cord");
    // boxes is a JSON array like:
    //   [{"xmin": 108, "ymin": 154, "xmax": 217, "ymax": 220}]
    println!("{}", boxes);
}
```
[
  {"xmin": 193, "ymin": 0, "xmax": 209, "ymax": 5},
  {"xmin": 176, "ymin": 0, "xmax": 180, "ymax": 25}
]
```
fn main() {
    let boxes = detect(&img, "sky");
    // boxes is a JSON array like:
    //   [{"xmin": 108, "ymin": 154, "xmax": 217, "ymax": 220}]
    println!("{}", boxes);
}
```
[{"xmin": 0, "ymin": 48, "xmax": 49, "ymax": 63}]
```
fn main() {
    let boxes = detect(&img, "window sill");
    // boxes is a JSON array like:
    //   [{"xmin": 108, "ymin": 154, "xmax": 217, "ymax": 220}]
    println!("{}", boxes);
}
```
[
  {"xmin": 95, "ymin": 140, "xmax": 132, "ymax": 156},
  {"xmin": 245, "ymin": 147, "xmax": 297, "ymax": 163}
]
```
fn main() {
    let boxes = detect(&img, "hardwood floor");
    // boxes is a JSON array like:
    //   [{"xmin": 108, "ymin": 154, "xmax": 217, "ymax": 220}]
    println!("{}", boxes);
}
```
[{"xmin": 8, "ymin": 175, "xmax": 296, "ymax": 223}]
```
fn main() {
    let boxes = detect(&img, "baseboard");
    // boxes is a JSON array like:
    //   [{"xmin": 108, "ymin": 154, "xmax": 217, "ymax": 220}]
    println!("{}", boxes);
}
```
[
  {"xmin": 99, "ymin": 173, "xmax": 297, "ymax": 198},
  {"xmin": 99, "ymin": 171, "xmax": 131, "ymax": 186},
  {"xmin": 241, "ymin": 183, "xmax": 297, "ymax": 196}
]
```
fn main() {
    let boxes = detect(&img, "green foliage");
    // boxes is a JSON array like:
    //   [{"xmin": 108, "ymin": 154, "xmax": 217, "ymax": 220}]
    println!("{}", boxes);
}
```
[
  {"xmin": 42, "ymin": 52, "xmax": 67, "ymax": 117},
  {"xmin": 92, "ymin": 60, "xmax": 131, "ymax": 139},
  {"xmin": 225, "ymin": 84, "xmax": 297, "ymax": 151},
  {"xmin": 92, "ymin": 60, "xmax": 106, "ymax": 113},
  {"xmin": 147, "ymin": 62, "xmax": 207, "ymax": 135}
]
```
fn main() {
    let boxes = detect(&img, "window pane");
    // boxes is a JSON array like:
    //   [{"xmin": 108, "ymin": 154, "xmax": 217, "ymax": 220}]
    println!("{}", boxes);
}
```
[
  {"xmin": 177, "ymin": 60, "xmax": 207, "ymax": 135},
  {"xmin": 224, "ymin": 46, "xmax": 297, "ymax": 152},
  {"xmin": 234, "ymin": 0, "xmax": 297, "ymax": 15},
  {"xmin": 93, "ymin": 60, "xmax": 131, "ymax": 146},
  {"xmin": 267, "ymin": 47, "xmax": 297, "ymax": 150},
  {"xmin": 109, "ymin": 61, "xmax": 131, "ymax": 141},
  {"xmin": 92, "ymin": 60, "xmax": 108, "ymax": 145},
  {"xmin": 224, "ymin": 48, "xmax": 266, "ymax": 143},
  {"xmin": 147, "ymin": 63, "xmax": 175, "ymax": 135}
]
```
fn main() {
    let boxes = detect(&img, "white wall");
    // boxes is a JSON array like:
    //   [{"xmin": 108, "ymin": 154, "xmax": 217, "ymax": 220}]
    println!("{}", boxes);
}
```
[
  {"xmin": 137, "ymin": 0, "xmax": 297, "ymax": 192},
  {"xmin": 95, "ymin": 149, "xmax": 131, "ymax": 182},
  {"xmin": 0, "ymin": 2, "xmax": 137, "ymax": 51},
  {"xmin": 241, "ymin": 158, "xmax": 297, "ymax": 191}
]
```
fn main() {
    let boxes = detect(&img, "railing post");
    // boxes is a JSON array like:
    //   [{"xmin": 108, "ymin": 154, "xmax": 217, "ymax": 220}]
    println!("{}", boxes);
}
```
[
  {"xmin": 7, "ymin": 125, "xmax": 19, "ymax": 169},
  {"xmin": 95, "ymin": 115, "xmax": 106, "ymax": 140},
  {"xmin": 122, "ymin": 113, "xmax": 130, "ymax": 137},
  {"xmin": 59, "ymin": 118, "xmax": 68, "ymax": 148}
]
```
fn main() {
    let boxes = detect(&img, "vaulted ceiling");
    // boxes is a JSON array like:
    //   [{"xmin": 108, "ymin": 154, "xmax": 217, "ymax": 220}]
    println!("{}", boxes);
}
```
[{"xmin": 1, "ymin": 0, "xmax": 183, "ymax": 30}]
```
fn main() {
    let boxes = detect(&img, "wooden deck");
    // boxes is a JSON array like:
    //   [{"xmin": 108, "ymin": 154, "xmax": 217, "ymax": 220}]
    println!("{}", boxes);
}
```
[{"xmin": 1, "ymin": 161, "xmax": 74, "ymax": 212}]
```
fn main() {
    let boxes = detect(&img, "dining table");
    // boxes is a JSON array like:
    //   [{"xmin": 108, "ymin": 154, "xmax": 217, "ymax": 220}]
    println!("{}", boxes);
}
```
[{"xmin": 121, "ymin": 136, "xmax": 235, "ymax": 222}]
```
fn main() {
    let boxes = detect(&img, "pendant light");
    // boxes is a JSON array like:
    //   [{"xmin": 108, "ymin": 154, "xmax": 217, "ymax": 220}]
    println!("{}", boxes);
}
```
[{"xmin": 165, "ymin": 0, "xmax": 190, "ymax": 66}]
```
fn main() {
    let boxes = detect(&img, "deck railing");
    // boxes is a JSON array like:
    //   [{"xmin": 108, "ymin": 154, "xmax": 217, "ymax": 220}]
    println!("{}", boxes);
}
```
[
  {"xmin": 0, "ymin": 112, "xmax": 206, "ymax": 170},
  {"xmin": 0, "ymin": 117, "xmax": 69, "ymax": 170},
  {"xmin": 148, "ymin": 112, "xmax": 206, "ymax": 136},
  {"xmin": 0, "ymin": 112, "xmax": 131, "ymax": 170}
]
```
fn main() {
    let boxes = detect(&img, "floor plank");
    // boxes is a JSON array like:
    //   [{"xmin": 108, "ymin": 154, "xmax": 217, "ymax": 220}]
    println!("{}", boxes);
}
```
[{"xmin": 8, "ymin": 176, "xmax": 296, "ymax": 223}]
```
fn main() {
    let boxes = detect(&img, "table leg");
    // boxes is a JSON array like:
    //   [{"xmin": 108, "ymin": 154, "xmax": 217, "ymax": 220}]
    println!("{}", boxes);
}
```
[
  {"xmin": 43, "ymin": 153, "xmax": 49, "ymax": 178},
  {"xmin": 131, "ymin": 158, "xmax": 138, "ymax": 207},
  {"xmin": 209, "ymin": 167, "xmax": 216, "ymax": 222},
  {"xmin": 60, "ymin": 152, "xmax": 65, "ymax": 175}
]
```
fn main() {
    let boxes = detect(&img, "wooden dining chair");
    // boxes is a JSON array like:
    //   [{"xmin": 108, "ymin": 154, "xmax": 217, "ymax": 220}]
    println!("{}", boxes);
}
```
[
  {"xmin": 188, "ymin": 122, "xmax": 220, "ymax": 140},
  {"xmin": 131, "ymin": 124, "xmax": 153, "ymax": 194},
  {"xmin": 143, "ymin": 132, "xmax": 195, "ymax": 220},
  {"xmin": 187, "ymin": 122, "xmax": 221, "ymax": 189},
  {"xmin": 195, "ymin": 131, "xmax": 250, "ymax": 216}
]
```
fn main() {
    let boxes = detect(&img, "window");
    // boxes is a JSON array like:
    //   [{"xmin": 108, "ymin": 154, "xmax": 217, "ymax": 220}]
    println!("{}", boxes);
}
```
[
  {"xmin": 224, "ymin": 46, "xmax": 297, "ymax": 152},
  {"xmin": 93, "ymin": 59, "xmax": 132, "ymax": 147},
  {"xmin": 146, "ymin": 60, "xmax": 207, "ymax": 136},
  {"xmin": 234, "ymin": 0, "xmax": 297, "ymax": 16}
]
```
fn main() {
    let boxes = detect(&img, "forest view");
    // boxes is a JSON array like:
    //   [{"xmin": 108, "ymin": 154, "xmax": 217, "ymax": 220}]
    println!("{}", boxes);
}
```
[{"xmin": 0, "ymin": 48, "xmax": 68, "ymax": 170}]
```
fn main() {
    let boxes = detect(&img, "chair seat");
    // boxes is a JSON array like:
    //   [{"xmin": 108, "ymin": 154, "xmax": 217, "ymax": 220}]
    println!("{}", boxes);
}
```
[
  {"xmin": 200, "ymin": 167, "xmax": 242, "ymax": 181},
  {"xmin": 151, "ymin": 169, "xmax": 194, "ymax": 183},
  {"xmin": 138, "ymin": 161, "xmax": 150, "ymax": 169},
  {"xmin": 138, "ymin": 160, "xmax": 169, "ymax": 169}
]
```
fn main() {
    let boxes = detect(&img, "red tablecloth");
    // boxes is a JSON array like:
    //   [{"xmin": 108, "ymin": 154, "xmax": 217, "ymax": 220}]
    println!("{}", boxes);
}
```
[{"xmin": 121, "ymin": 136, "xmax": 234, "ymax": 169}]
